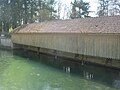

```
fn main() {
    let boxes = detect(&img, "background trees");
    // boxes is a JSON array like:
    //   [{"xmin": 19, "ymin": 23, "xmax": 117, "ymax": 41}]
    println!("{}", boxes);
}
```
[
  {"xmin": 0, "ymin": 0, "xmax": 120, "ymax": 33},
  {"xmin": 97, "ymin": 0, "xmax": 110, "ymax": 16},
  {"xmin": 97, "ymin": 0, "xmax": 120, "ymax": 16},
  {"xmin": 70, "ymin": 0, "xmax": 90, "ymax": 19},
  {"xmin": 0, "ymin": 0, "xmax": 56, "ymax": 32},
  {"xmin": 109, "ymin": 0, "xmax": 120, "ymax": 16}
]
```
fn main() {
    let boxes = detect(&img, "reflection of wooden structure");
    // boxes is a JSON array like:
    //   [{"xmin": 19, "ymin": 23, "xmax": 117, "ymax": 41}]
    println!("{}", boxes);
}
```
[{"xmin": 11, "ymin": 16, "xmax": 120, "ymax": 68}]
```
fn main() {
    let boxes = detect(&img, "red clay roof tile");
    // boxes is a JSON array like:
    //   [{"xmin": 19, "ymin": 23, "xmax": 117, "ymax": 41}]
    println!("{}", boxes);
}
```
[{"xmin": 13, "ymin": 16, "xmax": 120, "ymax": 34}]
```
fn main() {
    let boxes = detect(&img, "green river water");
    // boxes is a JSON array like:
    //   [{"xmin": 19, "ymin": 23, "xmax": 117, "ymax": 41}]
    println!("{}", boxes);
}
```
[{"xmin": 0, "ymin": 49, "xmax": 120, "ymax": 90}]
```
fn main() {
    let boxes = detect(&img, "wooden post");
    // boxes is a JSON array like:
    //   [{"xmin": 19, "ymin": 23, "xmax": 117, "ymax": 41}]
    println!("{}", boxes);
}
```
[
  {"xmin": 81, "ymin": 55, "xmax": 84, "ymax": 65},
  {"xmin": 54, "ymin": 50, "xmax": 58, "ymax": 59},
  {"xmin": 75, "ymin": 54, "xmax": 79, "ymax": 59},
  {"xmin": 105, "ymin": 58, "xmax": 112, "ymax": 65},
  {"xmin": 37, "ymin": 47, "xmax": 40, "ymax": 55}
]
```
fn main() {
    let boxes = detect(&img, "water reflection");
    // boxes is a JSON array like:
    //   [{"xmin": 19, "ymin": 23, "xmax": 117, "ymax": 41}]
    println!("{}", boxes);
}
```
[
  {"xmin": 83, "ymin": 71, "xmax": 94, "ymax": 80},
  {"xmin": 113, "ymin": 80, "xmax": 120, "ymax": 89},
  {"xmin": 0, "ymin": 49, "xmax": 119, "ymax": 90},
  {"xmin": 14, "ymin": 50, "xmax": 120, "ymax": 89},
  {"xmin": 63, "ymin": 66, "xmax": 71, "ymax": 73}
]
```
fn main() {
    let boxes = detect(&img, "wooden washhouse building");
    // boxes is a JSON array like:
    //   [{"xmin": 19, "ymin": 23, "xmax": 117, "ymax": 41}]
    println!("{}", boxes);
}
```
[{"xmin": 11, "ymin": 16, "xmax": 120, "ymax": 68}]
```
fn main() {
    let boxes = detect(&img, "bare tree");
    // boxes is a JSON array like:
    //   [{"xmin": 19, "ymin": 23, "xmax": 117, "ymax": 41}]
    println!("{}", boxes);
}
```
[
  {"xmin": 62, "ymin": 4, "xmax": 71, "ymax": 20},
  {"xmin": 109, "ymin": 0, "xmax": 120, "ymax": 15},
  {"xmin": 56, "ymin": 0, "xmax": 62, "ymax": 19},
  {"xmin": 97, "ymin": 0, "xmax": 120, "ymax": 16},
  {"xmin": 97, "ymin": 0, "xmax": 110, "ymax": 16}
]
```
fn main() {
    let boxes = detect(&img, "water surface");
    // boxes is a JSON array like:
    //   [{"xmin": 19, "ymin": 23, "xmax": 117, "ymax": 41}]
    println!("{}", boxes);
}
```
[{"xmin": 0, "ymin": 50, "xmax": 120, "ymax": 90}]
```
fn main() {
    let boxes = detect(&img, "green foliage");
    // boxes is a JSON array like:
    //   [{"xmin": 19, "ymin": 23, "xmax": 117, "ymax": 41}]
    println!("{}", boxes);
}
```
[
  {"xmin": 70, "ymin": 0, "xmax": 90, "ymax": 19},
  {"xmin": 0, "ymin": 0, "xmax": 57, "ymax": 32}
]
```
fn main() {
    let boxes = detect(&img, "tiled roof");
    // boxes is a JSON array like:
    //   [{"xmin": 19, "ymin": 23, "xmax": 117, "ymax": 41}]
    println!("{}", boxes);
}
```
[{"xmin": 13, "ymin": 16, "xmax": 120, "ymax": 34}]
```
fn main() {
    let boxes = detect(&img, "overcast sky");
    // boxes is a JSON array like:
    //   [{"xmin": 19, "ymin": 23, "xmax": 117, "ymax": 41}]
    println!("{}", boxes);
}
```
[{"xmin": 60, "ymin": 0, "xmax": 99, "ymax": 17}]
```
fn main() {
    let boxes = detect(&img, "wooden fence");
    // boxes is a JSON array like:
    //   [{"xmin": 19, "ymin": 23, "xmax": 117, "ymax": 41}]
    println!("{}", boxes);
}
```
[{"xmin": 0, "ymin": 37, "xmax": 13, "ymax": 48}]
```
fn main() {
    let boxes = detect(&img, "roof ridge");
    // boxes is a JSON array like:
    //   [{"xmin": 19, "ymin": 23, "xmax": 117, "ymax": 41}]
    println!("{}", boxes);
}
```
[{"xmin": 13, "ymin": 15, "xmax": 120, "ymax": 34}]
